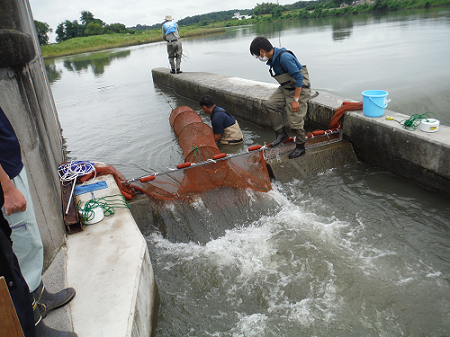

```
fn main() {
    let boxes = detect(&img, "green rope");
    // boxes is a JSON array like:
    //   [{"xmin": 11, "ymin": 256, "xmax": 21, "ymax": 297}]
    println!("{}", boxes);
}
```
[
  {"xmin": 401, "ymin": 111, "xmax": 440, "ymax": 131},
  {"xmin": 192, "ymin": 146, "xmax": 200, "ymax": 162},
  {"xmin": 77, "ymin": 194, "xmax": 130, "ymax": 225}
]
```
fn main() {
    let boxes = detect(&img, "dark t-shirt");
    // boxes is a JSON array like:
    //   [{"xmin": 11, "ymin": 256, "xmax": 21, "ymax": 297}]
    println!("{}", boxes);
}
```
[
  {"xmin": 210, "ymin": 106, "xmax": 236, "ymax": 135},
  {"xmin": 0, "ymin": 107, "xmax": 23, "ymax": 179}
]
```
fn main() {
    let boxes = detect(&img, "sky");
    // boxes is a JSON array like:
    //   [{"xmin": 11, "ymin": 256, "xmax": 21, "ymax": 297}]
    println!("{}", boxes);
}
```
[{"xmin": 29, "ymin": 0, "xmax": 289, "ymax": 33}]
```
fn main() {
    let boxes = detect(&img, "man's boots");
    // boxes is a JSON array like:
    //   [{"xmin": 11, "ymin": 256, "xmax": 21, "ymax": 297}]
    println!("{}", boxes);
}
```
[
  {"xmin": 32, "ymin": 295, "xmax": 77, "ymax": 337},
  {"xmin": 270, "ymin": 127, "xmax": 289, "ymax": 147},
  {"xmin": 32, "ymin": 281, "xmax": 76, "ymax": 318},
  {"xmin": 289, "ymin": 143, "xmax": 306, "ymax": 159}
]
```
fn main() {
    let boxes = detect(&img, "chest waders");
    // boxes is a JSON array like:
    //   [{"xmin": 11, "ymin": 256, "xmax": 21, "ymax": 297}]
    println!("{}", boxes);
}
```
[
  {"xmin": 220, "ymin": 121, "xmax": 244, "ymax": 145},
  {"xmin": 266, "ymin": 51, "xmax": 311, "ymax": 146}
]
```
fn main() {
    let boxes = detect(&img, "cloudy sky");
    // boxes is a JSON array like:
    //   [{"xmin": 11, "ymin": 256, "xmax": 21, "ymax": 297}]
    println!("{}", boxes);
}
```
[{"xmin": 29, "ymin": 0, "xmax": 290, "ymax": 32}]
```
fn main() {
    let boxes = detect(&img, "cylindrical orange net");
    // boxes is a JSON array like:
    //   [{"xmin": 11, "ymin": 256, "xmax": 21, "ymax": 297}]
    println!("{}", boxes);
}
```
[{"xmin": 130, "ymin": 106, "xmax": 272, "ymax": 201}]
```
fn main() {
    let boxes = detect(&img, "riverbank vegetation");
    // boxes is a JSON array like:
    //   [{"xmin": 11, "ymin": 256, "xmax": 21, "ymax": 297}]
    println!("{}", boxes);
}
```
[
  {"xmin": 40, "ymin": 26, "xmax": 225, "ymax": 58},
  {"xmin": 39, "ymin": 0, "xmax": 450, "ymax": 59}
]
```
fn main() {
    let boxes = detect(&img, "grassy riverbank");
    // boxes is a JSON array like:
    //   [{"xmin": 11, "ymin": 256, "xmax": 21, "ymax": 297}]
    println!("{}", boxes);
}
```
[
  {"xmin": 41, "ymin": 27, "xmax": 225, "ymax": 59},
  {"xmin": 41, "ymin": 0, "xmax": 449, "ymax": 59}
]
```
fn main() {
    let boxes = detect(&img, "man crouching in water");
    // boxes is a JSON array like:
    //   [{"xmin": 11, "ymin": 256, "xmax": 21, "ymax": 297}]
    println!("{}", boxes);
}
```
[
  {"xmin": 199, "ymin": 95, "xmax": 244, "ymax": 145},
  {"xmin": 250, "ymin": 36, "xmax": 311, "ymax": 159}
]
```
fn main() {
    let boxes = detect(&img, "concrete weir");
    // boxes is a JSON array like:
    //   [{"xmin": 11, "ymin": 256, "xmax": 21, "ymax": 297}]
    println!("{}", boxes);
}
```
[{"xmin": 151, "ymin": 67, "xmax": 450, "ymax": 195}]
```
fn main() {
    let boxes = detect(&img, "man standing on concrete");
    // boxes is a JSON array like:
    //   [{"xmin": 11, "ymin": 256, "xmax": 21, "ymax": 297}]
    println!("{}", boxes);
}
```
[
  {"xmin": 199, "ymin": 95, "xmax": 244, "ymax": 145},
  {"xmin": 250, "ymin": 36, "xmax": 311, "ymax": 159},
  {"xmin": 162, "ymin": 14, "xmax": 183, "ymax": 74},
  {"xmin": 1, "ymin": 107, "xmax": 76, "ymax": 336}
]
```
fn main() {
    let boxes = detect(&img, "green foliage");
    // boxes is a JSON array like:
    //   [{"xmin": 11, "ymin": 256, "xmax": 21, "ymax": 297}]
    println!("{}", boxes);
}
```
[
  {"xmin": 387, "ymin": 1, "xmax": 401, "ymax": 10},
  {"xmin": 298, "ymin": 9, "xmax": 310, "ymax": 19},
  {"xmin": 85, "ymin": 22, "xmax": 103, "ymax": 36},
  {"xmin": 178, "ymin": 9, "xmax": 253, "ymax": 26},
  {"xmin": 80, "ymin": 11, "xmax": 95, "ymax": 25},
  {"xmin": 309, "ymin": 8, "xmax": 321, "ymax": 18},
  {"xmin": 271, "ymin": 6, "xmax": 283, "ymax": 18},
  {"xmin": 56, "ymin": 20, "xmax": 84, "ymax": 42},
  {"xmin": 34, "ymin": 20, "xmax": 52, "ymax": 45},
  {"xmin": 285, "ymin": 0, "xmax": 322, "ymax": 10},
  {"xmin": 254, "ymin": 2, "xmax": 280, "ymax": 15},
  {"xmin": 373, "ymin": 0, "xmax": 389, "ymax": 11},
  {"xmin": 103, "ymin": 23, "xmax": 128, "ymax": 34}
]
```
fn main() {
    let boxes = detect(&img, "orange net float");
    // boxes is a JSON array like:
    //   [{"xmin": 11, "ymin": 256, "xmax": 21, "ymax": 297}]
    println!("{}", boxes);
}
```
[
  {"xmin": 177, "ymin": 162, "xmax": 192, "ymax": 169},
  {"xmin": 213, "ymin": 153, "xmax": 227, "ymax": 160},
  {"xmin": 140, "ymin": 175, "xmax": 155, "ymax": 183},
  {"xmin": 248, "ymin": 145, "xmax": 261, "ymax": 151}
]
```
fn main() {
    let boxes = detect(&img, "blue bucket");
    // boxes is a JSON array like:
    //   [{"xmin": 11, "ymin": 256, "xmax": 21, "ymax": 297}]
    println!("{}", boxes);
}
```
[{"xmin": 362, "ymin": 90, "xmax": 390, "ymax": 117}]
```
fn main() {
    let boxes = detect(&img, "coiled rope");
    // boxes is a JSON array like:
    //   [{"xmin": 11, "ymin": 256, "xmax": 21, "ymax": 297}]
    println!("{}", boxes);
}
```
[
  {"xmin": 59, "ymin": 160, "xmax": 96, "ymax": 184},
  {"xmin": 59, "ymin": 161, "xmax": 96, "ymax": 214},
  {"xmin": 77, "ymin": 194, "xmax": 129, "ymax": 225},
  {"xmin": 401, "ymin": 111, "xmax": 440, "ymax": 131}
]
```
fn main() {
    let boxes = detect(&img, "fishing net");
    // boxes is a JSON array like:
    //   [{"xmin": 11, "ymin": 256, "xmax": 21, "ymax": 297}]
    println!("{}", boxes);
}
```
[{"xmin": 130, "ymin": 106, "xmax": 272, "ymax": 201}]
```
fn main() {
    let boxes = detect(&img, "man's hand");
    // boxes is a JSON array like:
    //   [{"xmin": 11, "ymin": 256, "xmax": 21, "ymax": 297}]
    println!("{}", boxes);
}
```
[
  {"xmin": 0, "ymin": 164, "xmax": 27, "ymax": 215},
  {"xmin": 292, "ymin": 100, "xmax": 300, "ymax": 112},
  {"xmin": 3, "ymin": 181, "xmax": 27, "ymax": 216}
]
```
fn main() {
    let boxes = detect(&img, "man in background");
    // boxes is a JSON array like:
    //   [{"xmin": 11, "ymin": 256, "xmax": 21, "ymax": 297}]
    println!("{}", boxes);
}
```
[{"xmin": 162, "ymin": 14, "xmax": 183, "ymax": 74}]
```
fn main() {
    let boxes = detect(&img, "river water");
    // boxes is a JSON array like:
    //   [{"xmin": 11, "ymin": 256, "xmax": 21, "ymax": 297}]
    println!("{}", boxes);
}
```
[{"xmin": 46, "ymin": 9, "xmax": 450, "ymax": 336}]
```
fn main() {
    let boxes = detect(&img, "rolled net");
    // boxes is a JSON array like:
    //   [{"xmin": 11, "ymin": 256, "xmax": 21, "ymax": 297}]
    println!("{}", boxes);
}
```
[{"xmin": 130, "ymin": 106, "xmax": 272, "ymax": 201}]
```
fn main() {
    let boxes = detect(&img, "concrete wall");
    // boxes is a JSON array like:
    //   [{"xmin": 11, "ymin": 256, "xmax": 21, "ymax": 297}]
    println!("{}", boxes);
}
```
[
  {"xmin": 70, "ymin": 174, "xmax": 157, "ymax": 337},
  {"xmin": 0, "ymin": 0, "xmax": 65, "ymax": 267},
  {"xmin": 151, "ymin": 67, "xmax": 450, "ymax": 196}
]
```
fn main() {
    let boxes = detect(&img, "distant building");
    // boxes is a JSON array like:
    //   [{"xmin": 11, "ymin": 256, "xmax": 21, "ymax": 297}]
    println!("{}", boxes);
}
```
[
  {"xmin": 232, "ymin": 12, "xmax": 252, "ymax": 20},
  {"xmin": 351, "ymin": 0, "xmax": 374, "ymax": 6}
]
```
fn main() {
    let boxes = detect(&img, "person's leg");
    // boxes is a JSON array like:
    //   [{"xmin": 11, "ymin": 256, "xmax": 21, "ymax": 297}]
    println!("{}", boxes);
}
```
[
  {"xmin": 167, "ymin": 43, "xmax": 176, "ymax": 73},
  {"xmin": 265, "ymin": 87, "xmax": 289, "ymax": 147},
  {"xmin": 32, "ymin": 294, "xmax": 78, "ymax": 337},
  {"xmin": 6, "ymin": 168, "xmax": 75, "ymax": 317},
  {"xmin": 175, "ymin": 41, "xmax": 183, "ymax": 73},
  {"xmin": 9, "ymin": 253, "xmax": 36, "ymax": 337},
  {"xmin": 7, "ymin": 168, "xmax": 43, "ymax": 293},
  {"xmin": 285, "ymin": 86, "xmax": 311, "ymax": 158},
  {"xmin": 288, "ymin": 86, "xmax": 311, "ymax": 143}
]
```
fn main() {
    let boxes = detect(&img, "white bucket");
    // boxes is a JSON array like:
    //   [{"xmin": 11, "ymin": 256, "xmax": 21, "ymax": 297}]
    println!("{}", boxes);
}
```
[{"xmin": 420, "ymin": 118, "xmax": 440, "ymax": 133}]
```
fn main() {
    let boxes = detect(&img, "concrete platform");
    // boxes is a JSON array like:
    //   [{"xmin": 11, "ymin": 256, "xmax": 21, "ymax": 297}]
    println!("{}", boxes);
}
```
[
  {"xmin": 151, "ymin": 67, "xmax": 450, "ymax": 196},
  {"xmin": 43, "ymin": 174, "xmax": 158, "ymax": 337}
]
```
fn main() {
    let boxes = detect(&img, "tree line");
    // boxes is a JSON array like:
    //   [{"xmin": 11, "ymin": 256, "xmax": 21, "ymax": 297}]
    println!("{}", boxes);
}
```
[
  {"xmin": 34, "ymin": 10, "xmax": 133, "ymax": 45},
  {"xmin": 34, "ymin": 0, "xmax": 449, "ymax": 45}
]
